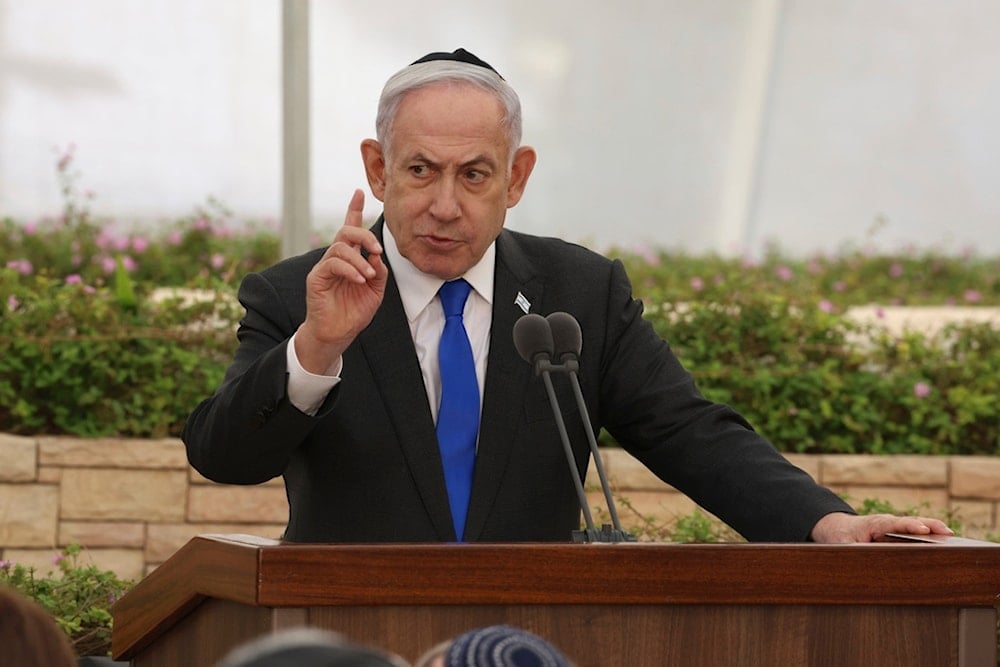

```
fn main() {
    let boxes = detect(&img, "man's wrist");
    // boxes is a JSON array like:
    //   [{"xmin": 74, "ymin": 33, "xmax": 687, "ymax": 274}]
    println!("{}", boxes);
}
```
[{"xmin": 286, "ymin": 332, "xmax": 341, "ymax": 415}]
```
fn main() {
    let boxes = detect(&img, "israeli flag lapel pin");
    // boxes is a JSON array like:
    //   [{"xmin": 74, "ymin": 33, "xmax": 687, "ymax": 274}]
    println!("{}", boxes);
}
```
[{"xmin": 514, "ymin": 291, "xmax": 531, "ymax": 314}]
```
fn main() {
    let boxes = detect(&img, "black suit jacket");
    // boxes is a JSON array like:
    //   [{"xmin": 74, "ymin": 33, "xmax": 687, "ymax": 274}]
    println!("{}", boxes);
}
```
[{"xmin": 184, "ymin": 223, "xmax": 852, "ymax": 543}]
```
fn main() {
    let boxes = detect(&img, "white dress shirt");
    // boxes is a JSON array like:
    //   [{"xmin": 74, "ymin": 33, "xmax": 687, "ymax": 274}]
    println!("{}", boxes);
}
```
[{"xmin": 285, "ymin": 225, "xmax": 494, "ymax": 419}]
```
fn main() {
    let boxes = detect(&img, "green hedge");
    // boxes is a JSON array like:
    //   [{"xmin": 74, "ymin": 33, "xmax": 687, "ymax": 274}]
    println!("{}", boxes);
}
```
[
  {"xmin": 0, "ymin": 273, "xmax": 238, "ymax": 437},
  {"xmin": 641, "ymin": 296, "xmax": 998, "ymax": 455},
  {"xmin": 1, "ymin": 206, "xmax": 997, "ymax": 451}
]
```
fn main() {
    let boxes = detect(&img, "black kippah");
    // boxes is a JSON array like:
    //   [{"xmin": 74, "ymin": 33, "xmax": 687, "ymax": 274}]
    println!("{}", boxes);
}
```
[{"xmin": 409, "ymin": 48, "xmax": 504, "ymax": 80}]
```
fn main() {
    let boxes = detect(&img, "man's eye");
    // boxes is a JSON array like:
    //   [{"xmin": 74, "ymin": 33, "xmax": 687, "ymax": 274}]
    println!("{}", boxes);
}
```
[
  {"xmin": 466, "ymin": 169, "xmax": 486, "ymax": 183},
  {"xmin": 410, "ymin": 165, "xmax": 429, "ymax": 176}
]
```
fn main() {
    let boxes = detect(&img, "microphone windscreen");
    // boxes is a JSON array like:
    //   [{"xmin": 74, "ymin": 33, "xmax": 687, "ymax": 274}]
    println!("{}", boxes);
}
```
[
  {"xmin": 547, "ymin": 311, "xmax": 583, "ymax": 359},
  {"xmin": 512, "ymin": 313, "xmax": 554, "ymax": 363}
]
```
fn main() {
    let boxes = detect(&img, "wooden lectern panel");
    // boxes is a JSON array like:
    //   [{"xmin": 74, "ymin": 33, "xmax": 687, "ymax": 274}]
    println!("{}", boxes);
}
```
[{"xmin": 112, "ymin": 534, "xmax": 1000, "ymax": 667}]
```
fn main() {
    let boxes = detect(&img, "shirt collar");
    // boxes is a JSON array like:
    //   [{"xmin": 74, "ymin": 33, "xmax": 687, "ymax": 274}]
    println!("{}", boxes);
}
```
[{"xmin": 383, "ymin": 222, "xmax": 496, "ymax": 322}]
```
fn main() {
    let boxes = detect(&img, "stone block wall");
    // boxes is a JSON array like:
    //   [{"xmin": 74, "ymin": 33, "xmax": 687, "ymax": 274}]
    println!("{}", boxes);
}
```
[{"xmin": 2, "ymin": 433, "xmax": 998, "ymax": 581}]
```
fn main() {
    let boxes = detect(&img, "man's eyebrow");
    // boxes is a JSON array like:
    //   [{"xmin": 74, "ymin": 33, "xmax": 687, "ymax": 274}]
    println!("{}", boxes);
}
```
[
  {"xmin": 462, "ymin": 155, "xmax": 499, "ymax": 170},
  {"xmin": 406, "ymin": 152, "xmax": 498, "ymax": 170}
]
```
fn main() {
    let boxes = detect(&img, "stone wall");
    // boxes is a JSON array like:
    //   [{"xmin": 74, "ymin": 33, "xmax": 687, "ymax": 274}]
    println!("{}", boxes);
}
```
[{"xmin": 2, "ymin": 433, "xmax": 998, "ymax": 581}]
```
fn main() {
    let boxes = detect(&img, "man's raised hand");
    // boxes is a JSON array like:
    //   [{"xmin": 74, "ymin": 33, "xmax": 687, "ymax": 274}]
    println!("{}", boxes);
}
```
[{"xmin": 295, "ymin": 189, "xmax": 388, "ymax": 374}]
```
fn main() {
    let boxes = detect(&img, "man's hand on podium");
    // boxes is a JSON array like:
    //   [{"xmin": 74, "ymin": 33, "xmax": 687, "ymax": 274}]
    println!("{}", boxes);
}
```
[{"xmin": 810, "ymin": 512, "xmax": 954, "ymax": 543}]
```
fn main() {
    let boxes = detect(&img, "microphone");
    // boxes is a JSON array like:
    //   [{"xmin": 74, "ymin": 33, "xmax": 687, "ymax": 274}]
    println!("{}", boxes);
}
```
[
  {"xmin": 513, "ymin": 313, "xmax": 635, "ymax": 543},
  {"xmin": 513, "ymin": 314, "xmax": 597, "ymax": 538},
  {"xmin": 546, "ymin": 312, "xmax": 633, "ymax": 543},
  {"xmin": 512, "ymin": 313, "xmax": 554, "ymax": 370}
]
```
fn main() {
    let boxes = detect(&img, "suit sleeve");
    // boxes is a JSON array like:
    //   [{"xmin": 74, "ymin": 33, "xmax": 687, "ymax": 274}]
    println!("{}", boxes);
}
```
[
  {"xmin": 596, "ymin": 260, "xmax": 853, "ymax": 542},
  {"xmin": 182, "ymin": 270, "xmax": 336, "ymax": 485}
]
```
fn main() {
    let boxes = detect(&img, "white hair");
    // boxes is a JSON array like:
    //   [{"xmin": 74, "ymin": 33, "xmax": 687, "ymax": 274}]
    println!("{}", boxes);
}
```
[{"xmin": 374, "ymin": 60, "xmax": 523, "ymax": 166}]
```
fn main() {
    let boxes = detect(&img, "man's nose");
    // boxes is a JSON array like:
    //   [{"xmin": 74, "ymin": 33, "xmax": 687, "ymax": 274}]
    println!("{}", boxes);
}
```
[{"xmin": 428, "ymin": 177, "xmax": 461, "ymax": 221}]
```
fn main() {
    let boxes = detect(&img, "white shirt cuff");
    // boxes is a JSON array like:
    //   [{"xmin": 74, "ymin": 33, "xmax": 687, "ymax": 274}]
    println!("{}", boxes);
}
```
[{"xmin": 286, "ymin": 331, "xmax": 341, "ymax": 416}]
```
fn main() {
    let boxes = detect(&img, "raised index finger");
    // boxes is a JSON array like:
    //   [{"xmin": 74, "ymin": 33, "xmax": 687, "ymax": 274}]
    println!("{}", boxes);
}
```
[{"xmin": 345, "ymin": 188, "xmax": 365, "ymax": 228}]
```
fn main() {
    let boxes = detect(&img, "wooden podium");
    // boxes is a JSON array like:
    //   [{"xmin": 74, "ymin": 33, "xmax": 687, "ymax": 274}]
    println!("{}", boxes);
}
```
[{"xmin": 112, "ymin": 533, "xmax": 1000, "ymax": 666}]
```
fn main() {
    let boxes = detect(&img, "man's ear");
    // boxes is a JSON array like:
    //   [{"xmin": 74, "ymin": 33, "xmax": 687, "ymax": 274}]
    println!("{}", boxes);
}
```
[
  {"xmin": 360, "ymin": 139, "xmax": 387, "ymax": 201},
  {"xmin": 506, "ymin": 146, "xmax": 537, "ymax": 208}
]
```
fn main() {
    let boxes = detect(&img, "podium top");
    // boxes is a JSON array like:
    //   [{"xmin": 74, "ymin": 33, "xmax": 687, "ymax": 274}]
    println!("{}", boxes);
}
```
[{"xmin": 111, "ymin": 533, "xmax": 1000, "ymax": 660}]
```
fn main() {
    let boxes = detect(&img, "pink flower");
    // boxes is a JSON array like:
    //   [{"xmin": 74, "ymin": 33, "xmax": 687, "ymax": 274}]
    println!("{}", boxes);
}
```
[
  {"xmin": 806, "ymin": 260, "xmax": 823, "ymax": 275},
  {"xmin": 167, "ymin": 231, "xmax": 183, "ymax": 245},
  {"xmin": 913, "ymin": 382, "xmax": 931, "ymax": 399},
  {"xmin": 22, "ymin": 222, "xmax": 37, "ymax": 236},
  {"xmin": 56, "ymin": 143, "xmax": 75, "ymax": 172},
  {"xmin": 833, "ymin": 281, "xmax": 846, "ymax": 292},
  {"xmin": 713, "ymin": 274, "xmax": 725, "ymax": 286},
  {"xmin": 131, "ymin": 237, "xmax": 149, "ymax": 253},
  {"xmin": 875, "ymin": 307, "xmax": 885, "ymax": 319},
  {"xmin": 818, "ymin": 299, "xmax": 835, "ymax": 313},
  {"xmin": 65, "ymin": 274, "xmax": 83, "ymax": 285},
  {"xmin": 100, "ymin": 256, "xmax": 116, "ymax": 274},
  {"xmin": 963, "ymin": 290, "xmax": 982, "ymax": 303},
  {"xmin": 632, "ymin": 243, "xmax": 660, "ymax": 267},
  {"xmin": 121, "ymin": 255, "xmax": 138, "ymax": 272},
  {"xmin": 6, "ymin": 259, "xmax": 33, "ymax": 275},
  {"xmin": 775, "ymin": 265, "xmax": 794, "ymax": 282},
  {"xmin": 689, "ymin": 276, "xmax": 704, "ymax": 292},
  {"xmin": 888, "ymin": 262, "xmax": 904, "ymax": 278},
  {"xmin": 0, "ymin": 559, "xmax": 12, "ymax": 569},
  {"xmin": 83, "ymin": 285, "xmax": 96, "ymax": 295},
  {"xmin": 210, "ymin": 253, "xmax": 226, "ymax": 270},
  {"xmin": 51, "ymin": 553, "xmax": 66, "ymax": 566},
  {"xmin": 6, "ymin": 295, "xmax": 19, "ymax": 312}
]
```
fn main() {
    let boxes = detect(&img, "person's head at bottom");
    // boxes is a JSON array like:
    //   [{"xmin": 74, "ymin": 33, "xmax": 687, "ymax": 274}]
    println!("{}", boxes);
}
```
[
  {"xmin": 215, "ymin": 628, "xmax": 409, "ymax": 667},
  {"xmin": 417, "ymin": 625, "xmax": 574, "ymax": 667},
  {"xmin": 0, "ymin": 585, "xmax": 76, "ymax": 667}
]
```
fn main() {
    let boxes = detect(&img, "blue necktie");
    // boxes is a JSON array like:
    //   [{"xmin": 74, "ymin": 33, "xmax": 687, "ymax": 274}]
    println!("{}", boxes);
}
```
[{"xmin": 436, "ymin": 279, "xmax": 479, "ymax": 541}]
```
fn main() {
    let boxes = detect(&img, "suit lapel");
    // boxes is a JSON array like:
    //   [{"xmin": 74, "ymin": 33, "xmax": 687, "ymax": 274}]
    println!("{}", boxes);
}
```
[{"xmin": 464, "ymin": 230, "xmax": 545, "ymax": 541}]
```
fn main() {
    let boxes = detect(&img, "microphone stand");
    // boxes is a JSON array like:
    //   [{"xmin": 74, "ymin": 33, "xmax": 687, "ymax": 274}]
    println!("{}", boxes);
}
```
[{"xmin": 535, "ymin": 358, "xmax": 636, "ymax": 544}]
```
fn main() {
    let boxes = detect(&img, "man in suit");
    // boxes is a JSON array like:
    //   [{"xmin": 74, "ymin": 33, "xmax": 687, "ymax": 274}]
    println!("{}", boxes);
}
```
[{"xmin": 183, "ymin": 48, "xmax": 951, "ymax": 544}]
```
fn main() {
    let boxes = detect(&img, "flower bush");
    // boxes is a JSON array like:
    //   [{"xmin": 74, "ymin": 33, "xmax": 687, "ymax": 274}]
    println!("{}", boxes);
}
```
[
  {"xmin": 0, "ymin": 270, "xmax": 240, "ymax": 436},
  {"xmin": 0, "ymin": 544, "xmax": 133, "ymax": 656},
  {"xmin": 638, "ymin": 295, "xmax": 999, "ymax": 455},
  {"xmin": 1, "ymin": 155, "xmax": 997, "ymax": 449}
]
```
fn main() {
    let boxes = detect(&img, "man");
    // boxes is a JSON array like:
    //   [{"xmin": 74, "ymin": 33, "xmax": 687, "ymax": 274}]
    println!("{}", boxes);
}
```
[{"xmin": 184, "ymin": 48, "xmax": 951, "ymax": 544}]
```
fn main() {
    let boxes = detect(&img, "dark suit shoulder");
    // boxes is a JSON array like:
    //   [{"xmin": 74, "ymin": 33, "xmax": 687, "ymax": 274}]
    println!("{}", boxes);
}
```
[{"xmin": 498, "ymin": 229, "xmax": 618, "ymax": 281}]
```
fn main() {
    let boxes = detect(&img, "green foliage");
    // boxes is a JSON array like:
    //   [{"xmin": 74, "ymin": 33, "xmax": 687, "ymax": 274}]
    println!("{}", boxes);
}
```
[
  {"xmin": 0, "ymin": 544, "xmax": 132, "ymax": 656},
  {"xmin": 1, "ymin": 154, "xmax": 997, "ymax": 448},
  {"xmin": 0, "ymin": 271, "xmax": 239, "ymax": 437},
  {"xmin": 636, "ymin": 293, "xmax": 999, "ymax": 456},
  {"xmin": 617, "ymin": 237, "xmax": 1000, "ymax": 307}
]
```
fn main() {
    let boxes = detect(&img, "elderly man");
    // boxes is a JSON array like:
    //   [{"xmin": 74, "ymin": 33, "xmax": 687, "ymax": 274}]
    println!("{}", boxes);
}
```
[{"xmin": 183, "ymin": 48, "xmax": 950, "ymax": 545}]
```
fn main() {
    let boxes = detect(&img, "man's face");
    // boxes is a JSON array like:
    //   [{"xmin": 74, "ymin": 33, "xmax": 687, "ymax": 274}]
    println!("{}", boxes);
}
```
[{"xmin": 362, "ymin": 82, "xmax": 535, "ymax": 280}]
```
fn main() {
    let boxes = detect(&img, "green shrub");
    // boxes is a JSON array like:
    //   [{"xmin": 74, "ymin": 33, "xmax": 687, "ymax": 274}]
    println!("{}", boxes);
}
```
[
  {"xmin": 637, "ymin": 293, "xmax": 999, "ymax": 456},
  {"xmin": 0, "ymin": 271, "xmax": 239, "ymax": 437},
  {"xmin": 0, "ymin": 544, "xmax": 132, "ymax": 657},
  {"xmin": 2, "ymin": 158, "xmax": 997, "ymax": 448},
  {"xmin": 648, "ymin": 294, "xmax": 1000, "ymax": 455}
]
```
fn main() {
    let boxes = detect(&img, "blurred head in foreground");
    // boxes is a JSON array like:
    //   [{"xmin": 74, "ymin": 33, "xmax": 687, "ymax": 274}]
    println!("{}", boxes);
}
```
[
  {"xmin": 215, "ymin": 628, "xmax": 410, "ymax": 667},
  {"xmin": 416, "ymin": 624, "xmax": 574, "ymax": 667},
  {"xmin": 0, "ymin": 584, "xmax": 77, "ymax": 666}
]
